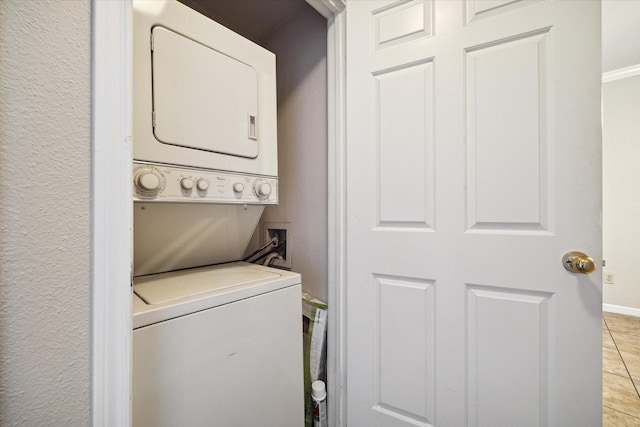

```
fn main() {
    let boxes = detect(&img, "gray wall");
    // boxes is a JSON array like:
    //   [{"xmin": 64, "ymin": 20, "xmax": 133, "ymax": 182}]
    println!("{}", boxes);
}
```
[
  {"xmin": 261, "ymin": 5, "xmax": 329, "ymax": 302},
  {"xmin": 0, "ymin": 0, "xmax": 92, "ymax": 424}
]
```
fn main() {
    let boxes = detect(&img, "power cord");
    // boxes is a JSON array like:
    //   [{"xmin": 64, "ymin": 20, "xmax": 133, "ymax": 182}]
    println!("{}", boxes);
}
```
[
  {"xmin": 247, "ymin": 239, "xmax": 286, "ymax": 264},
  {"xmin": 242, "ymin": 237, "xmax": 278, "ymax": 262}
]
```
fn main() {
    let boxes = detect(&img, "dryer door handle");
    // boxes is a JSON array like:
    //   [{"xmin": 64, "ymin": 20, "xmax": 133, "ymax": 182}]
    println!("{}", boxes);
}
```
[{"xmin": 248, "ymin": 115, "xmax": 257, "ymax": 140}]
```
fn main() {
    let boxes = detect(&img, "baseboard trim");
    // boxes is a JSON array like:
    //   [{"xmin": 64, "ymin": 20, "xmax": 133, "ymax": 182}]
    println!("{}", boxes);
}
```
[{"xmin": 603, "ymin": 303, "xmax": 640, "ymax": 318}]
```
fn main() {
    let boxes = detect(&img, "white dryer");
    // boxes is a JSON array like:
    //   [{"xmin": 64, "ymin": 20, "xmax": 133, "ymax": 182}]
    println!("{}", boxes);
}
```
[
  {"xmin": 133, "ymin": 0, "xmax": 278, "ymax": 178},
  {"xmin": 132, "ymin": 262, "xmax": 303, "ymax": 427}
]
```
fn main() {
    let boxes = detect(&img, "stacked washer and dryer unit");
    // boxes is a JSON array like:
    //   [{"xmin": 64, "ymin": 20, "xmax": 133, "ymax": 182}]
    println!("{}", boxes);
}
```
[{"xmin": 131, "ymin": 1, "xmax": 303, "ymax": 426}]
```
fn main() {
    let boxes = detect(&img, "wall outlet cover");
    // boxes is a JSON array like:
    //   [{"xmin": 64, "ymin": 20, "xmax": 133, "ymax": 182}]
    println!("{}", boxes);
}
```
[{"xmin": 262, "ymin": 222, "xmax": 292, "ymax": 269}]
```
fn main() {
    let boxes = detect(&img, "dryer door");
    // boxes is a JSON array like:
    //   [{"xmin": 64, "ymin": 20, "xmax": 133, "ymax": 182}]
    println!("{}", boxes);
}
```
[{"xmin": 152, "ymin": 26, "xmax": 259, "ymax": 159}]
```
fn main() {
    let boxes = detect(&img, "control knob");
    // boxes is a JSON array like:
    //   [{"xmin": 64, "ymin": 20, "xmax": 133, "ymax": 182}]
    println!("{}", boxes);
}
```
[
  {"xmin": 196, "ymin": 179, "xmax": 209, "ymax": 192},
  {"xmin": 180, "ymin": 178, "xmax": 194, "ymax": 190},
  {"xmin": 254, "ymin": 181, "xmax": 272, "ymax": 199},
  {"xmin": 134, "ymin": 168, "xmax": 162, "ymax": 193},
  {"xmin": 233, "ymin": 182, "xmax": 245, "ymax": 193}
]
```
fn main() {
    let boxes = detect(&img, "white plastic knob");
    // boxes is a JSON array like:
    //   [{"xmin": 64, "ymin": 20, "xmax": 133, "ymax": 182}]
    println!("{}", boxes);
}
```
[
  {"xmin": 196, "ymin": 180, "xmax": 209, "ymax": 191},
  {"xmin": 232, "ymin": 182, "xmax": 245, "ymax": 193},
  {"xmin": 256, "ymin": 182, "xmax": 272, "ymax": 197},
  {"xmin": 180, "ymin": 178, "xmax": 194, "ymax": 190},
  {"xmin": 137, "ymin": 172, "xmax": 161, "ymax": 191}
]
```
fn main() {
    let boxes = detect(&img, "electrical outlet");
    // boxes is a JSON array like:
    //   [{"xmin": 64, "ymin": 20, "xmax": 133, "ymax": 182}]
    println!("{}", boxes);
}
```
[
  {"xmin": 262, "ymin": 222, "xmax": 292, "ymax": 269},
  {"xmin": 604, "ymin": 272, "xmax": 615, "ymax": 285}
]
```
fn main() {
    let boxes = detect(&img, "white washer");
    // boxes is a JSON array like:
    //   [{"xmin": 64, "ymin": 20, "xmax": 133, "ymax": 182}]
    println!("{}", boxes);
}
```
[{"xmin": 132, "ymin": 262, "xmax": 303, "ymax": 427}]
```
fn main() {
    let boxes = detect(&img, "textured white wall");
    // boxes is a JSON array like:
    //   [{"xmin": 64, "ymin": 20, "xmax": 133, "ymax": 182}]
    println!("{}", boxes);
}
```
[
  {"xmin": 261, "ymin": 5, "xmax": 329, "ymax": 302},
  {"xmin": 0, "ymin": 0, "xmax": 92, "ymax": 424},
  {"xmin": 603, "ymin": 75, "xmax": 640, "ymax": 310}
]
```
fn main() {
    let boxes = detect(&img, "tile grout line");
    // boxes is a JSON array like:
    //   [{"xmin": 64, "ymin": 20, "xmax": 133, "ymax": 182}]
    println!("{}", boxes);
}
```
[
  {"xmin": 605, "ymin": 316, "xmax": 640, "ymax": 399},
  {"xmin": 603, "ymin": 404, "xmax": 640, "ymax": 421}
]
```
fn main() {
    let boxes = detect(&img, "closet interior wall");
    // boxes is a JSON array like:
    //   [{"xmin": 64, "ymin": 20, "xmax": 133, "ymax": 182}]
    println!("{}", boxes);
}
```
[{"xmin": 178, "ymin": 0, "xmax": 329, "ymax": 301}]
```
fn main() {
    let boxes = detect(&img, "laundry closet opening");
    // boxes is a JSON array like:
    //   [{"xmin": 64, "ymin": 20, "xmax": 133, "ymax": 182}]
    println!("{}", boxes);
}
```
[{"xmin": 179, "ymin": 0, "xmax": 329, "ymax": 303}]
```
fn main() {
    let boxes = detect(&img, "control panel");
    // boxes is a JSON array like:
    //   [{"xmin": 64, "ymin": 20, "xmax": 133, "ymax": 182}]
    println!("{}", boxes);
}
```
[{"xmin": 133, "ymin": 162, "xmax": 278, "ymax": 204}]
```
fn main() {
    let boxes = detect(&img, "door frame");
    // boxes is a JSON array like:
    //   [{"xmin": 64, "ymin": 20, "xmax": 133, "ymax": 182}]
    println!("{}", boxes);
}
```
[
  {"xmin": 318, "ymin": 2, "xmax": 348, "ymax": 425},
  {"xmin": 91, "ymin": 1, "xmax": 133, "ymax": 425},
  {"xmin": 91, "ymin": 1, "xmax": 348, "ymax": 426}
]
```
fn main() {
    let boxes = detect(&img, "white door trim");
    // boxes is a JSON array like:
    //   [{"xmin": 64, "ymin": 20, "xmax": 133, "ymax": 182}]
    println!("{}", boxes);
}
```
[
  {"xmin": 307, "ymin": 0, "xmax": 346, "ymax": 19},
  {"xmin": 91, "ymin": 1, "xmax": 133, "ymax": 426},
  {"xmin": 307, "ymin": 2, "xmax": 348, "ymax": 425},
  {"xmin": 320, "ymin": 4, "xmax": 347, "ymax": 427},
  {"xmin": 92, "ymin": 0, "xmax": 347, "ymax": 425}
]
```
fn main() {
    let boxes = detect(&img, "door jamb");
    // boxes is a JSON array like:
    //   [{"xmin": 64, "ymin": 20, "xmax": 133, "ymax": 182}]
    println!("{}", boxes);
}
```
[
  {"xmin": 306, "ymin": 2, "xmax": 348, "ymax": 426},
  {"xmin": 91, "ymin": 1, "xmax": 347, "ymax": 425},
  {"xmin": 91, "ymin": 1, "xmax": 133, "ymax": 426}
]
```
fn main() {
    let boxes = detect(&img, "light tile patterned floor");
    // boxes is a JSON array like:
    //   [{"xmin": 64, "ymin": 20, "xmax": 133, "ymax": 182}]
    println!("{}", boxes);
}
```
[{"xmin": 603, "ymin": 312, "xmax": 640, "ymax": 425}]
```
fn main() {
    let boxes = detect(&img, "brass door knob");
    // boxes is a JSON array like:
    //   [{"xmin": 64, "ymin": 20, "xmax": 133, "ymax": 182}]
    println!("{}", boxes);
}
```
[{"xmin": 562, "ymin": 251, "xmax": 596, "ymax": 274}]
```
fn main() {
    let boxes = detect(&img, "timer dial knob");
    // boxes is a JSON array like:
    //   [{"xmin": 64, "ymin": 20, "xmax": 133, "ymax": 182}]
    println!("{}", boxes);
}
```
[
  {"xmin": 254, "ymin": 181, "xmax": 272, "ymax": 198},
  {"xmin": 134, "ymin": 169, "xmax": 162, "ymax": 192},
  {"xmin": 233, "ymin": 182, "xmax": 245, "ymax": 193},
  {"xmin": 196, "ymin": 179, "xmax": 209, "ymax": 191},
  {"xmin": 180, "ymin": 178, "xmax": 194, "ymax": 190}
]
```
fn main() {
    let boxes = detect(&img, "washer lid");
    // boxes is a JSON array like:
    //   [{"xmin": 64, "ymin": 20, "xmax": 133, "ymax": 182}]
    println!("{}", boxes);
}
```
[{"xmin": 134, "ymin": 263, "xmax": 281, "ymax": 305}]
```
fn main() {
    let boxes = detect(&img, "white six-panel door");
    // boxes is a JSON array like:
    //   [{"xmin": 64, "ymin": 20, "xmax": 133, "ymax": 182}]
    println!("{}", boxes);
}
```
[{"xmin": 346, "ymin": 1, "xmax": 602, "ymax": 426}]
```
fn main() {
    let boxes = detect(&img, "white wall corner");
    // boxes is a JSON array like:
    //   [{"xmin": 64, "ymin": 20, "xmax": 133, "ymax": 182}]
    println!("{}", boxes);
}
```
[{"xmin": 602, "ymin": 72, "xmax": 640, "ymax": 311}]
